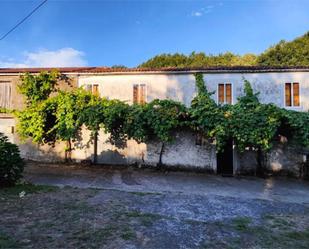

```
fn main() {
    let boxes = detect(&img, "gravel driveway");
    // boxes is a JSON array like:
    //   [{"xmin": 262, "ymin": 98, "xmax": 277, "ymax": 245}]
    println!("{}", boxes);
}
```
[{"xmin": 0, "ymin": 162, "xmax": 308, "ymax": 249}]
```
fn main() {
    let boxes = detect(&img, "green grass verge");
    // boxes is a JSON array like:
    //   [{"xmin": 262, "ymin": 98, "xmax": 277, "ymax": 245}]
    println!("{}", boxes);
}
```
[
  {"xmin": 0, "ymin": 232, "xmax": 19, "ymax": 249},
  {"xmin": 0, "ymin": 183, "xmax": 58, "ymax": 198}
]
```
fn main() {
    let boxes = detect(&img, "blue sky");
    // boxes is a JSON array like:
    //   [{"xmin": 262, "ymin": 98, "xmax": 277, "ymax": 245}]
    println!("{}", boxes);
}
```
[{"xmin": 0, "ymin": 0, "xmax": 308, "ymax": 68}]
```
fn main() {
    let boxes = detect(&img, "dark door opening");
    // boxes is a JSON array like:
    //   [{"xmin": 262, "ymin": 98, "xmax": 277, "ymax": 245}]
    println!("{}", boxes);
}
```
[{"xmin": 217, "ymin": 139, "xmax": 234, "ymax": 176}]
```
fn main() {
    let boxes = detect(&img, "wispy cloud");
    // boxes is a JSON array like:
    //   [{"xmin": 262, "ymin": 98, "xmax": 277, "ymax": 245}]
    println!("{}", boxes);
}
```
[
  {"xmin": 0, "ymin": 48, "xmax": 87, "ymax": 68},
  {"xmin": 192, "ymin": 11, "xmax": 203, "ymax": 17},
  {"xmin": 191, "ymin": 3, "xmax": 223, "ymax": 17}
]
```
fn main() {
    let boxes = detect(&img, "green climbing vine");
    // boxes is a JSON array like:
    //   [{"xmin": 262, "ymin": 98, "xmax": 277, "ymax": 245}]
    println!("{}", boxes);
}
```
[{"xmin": 15, "ymin": 71, "xmax": 309, "ymax": 168}]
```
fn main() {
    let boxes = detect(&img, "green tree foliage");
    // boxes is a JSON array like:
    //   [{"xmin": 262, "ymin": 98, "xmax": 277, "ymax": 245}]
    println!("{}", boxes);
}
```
[
  {"xmin": 142, "ymin": 99, "xmax": 187, "ymax": 143},
  {"xmin": 18, "ymin": 70, "xmax": 59, "ymax": 106},
  {"xmin": 258, "ymin": 32, "xmax": 309, "ymax": 66},
  {"xmin": 139, "ymin": 32, "xmax": 309, "ymax": 68},
  {"xmin": 279, "ymin": 109, "xmax": 309, "ymax": 149},
  {"xmin": 123, "ymin": 99, "xmax": 187, "ymax": 165},
  {"xmin": 0, "ymin": 133, "xmax": 24, "ymax": 186},
  {"xmin": 190, "ymin": 74, "xmax": 284, "ymax": 153},
  {"xmin": 139, "ymin": 53, "xmax": 188, "ymax": 68},
  {"xmin": 124, "ymin": 104, "xmax": 149, "ymax": 143},
  {"xmin": 0, "ymin": 107, "xmax": 12, "ymax": 114},
  {"xmin": 190, "ymin": 73, "xmax": 227, "ymax": 149},
  {"xmin": 111, "ymin": 65, "xmax": 128, "ymax": 69},
  {"xmin": 17, "ymin": 87, "xmax": 98, "ymax": 161},
  {"xmin": 16, "ymin": 71, "xmax": 309, "ymax": 170},
  {"xmin": 49, "ymin": 90, "xmax": 97, "ymax": 145},
  {"xmin": 228, "ymin": 80, "xmax": 282, "ymax": 153},
  {"xmin": 16, "ymin": 101, "xmax": 54, "ymax": 144},
  {"xmin": 100, "ymin": 99, "xmax": 130, "ymax": 146},
  {"xmin": 139, "ymin": 52, "xmax": 258, "ymax": 68}
]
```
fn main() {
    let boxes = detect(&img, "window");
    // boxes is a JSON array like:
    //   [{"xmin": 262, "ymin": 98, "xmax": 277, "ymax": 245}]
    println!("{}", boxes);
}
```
[
  {"xmin": 85, "ymin": 84, "xmax": 99, "ymax": 96},
  {"xmin": 0, "ymin": 81, "xmax": 12, "ymax": 109},
  {"xmin": 195, "ymin": 132, "xmax": 207, "ymax": 146},
  {"xmin": 285, "ymin": 82, "xmax": 300, "ymax": 107},
  {"xmin": 133, "ymin": 84, "xmax": 146, "ymax": 104},
  {"xmin": 218, "ymin": 83, "xmax": 232, "ymax": 104}
]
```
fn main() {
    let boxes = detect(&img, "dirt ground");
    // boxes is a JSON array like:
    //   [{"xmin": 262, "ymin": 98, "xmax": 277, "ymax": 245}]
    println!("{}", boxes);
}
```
[{"xmin": 1, "ymin": 163, "xmax": 309, "ymax": 249}]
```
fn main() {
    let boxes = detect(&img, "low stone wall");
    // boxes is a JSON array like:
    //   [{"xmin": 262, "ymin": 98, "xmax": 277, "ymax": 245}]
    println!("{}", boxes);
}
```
[
  {"xmin": 2, "ymin": 121, "xmax": 216, "ymax": 172},
  {"xmin": 0, "ymin": 117, "xmax": 306, "ymax": 177},
  {"xmin": 235, "ymin": 143, "xmax": 305, "ymax": 177}
]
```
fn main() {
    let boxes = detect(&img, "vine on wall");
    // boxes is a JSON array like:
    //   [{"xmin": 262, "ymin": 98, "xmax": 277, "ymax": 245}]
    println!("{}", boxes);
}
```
[{"xmin": 16, "ymin": 71, "xmax": 309, "ymax": 167}]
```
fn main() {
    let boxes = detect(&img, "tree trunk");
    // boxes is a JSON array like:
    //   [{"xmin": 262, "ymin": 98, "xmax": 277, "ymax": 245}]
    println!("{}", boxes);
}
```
[
  {"xmin": 65, "ymin": 139, "xmax": 72, "ymax": 163},
  {"xmin": 93, "ymin": 130, "xmax": 98, "ymax": 164},
  {"xmin": 158, "ymin": 142, "xmax": 165, "ymax": 168},
  {"xmin": 256, "ymin": 148, "xmax": 265, "ymax": 177}
]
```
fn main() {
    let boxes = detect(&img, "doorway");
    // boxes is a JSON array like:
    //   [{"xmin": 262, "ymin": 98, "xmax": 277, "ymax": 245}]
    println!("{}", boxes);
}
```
[{"xmin": 217, "ymin": 139, "xmax": 234, "ymax": 176}]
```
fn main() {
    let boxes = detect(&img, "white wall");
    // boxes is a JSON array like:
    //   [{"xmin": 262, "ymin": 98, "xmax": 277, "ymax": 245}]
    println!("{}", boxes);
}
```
[{"xmin": 78, "ymin": 72, "xmax": 309, "ymax": 111}]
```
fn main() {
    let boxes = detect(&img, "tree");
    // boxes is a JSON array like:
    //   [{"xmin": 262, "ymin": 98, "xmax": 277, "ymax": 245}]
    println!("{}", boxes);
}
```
[
  {"xmin": 123, "ymin": 100, "xmax": 187, "ymax": 166},
  {"xmin": 189, "ymin": 73, "xmax": 228, "ymax": 151},
  {"xmin": 111, "ymin": 65, "xmax": 127, "ymax": 69},
  {"xmin": 18, "ymin": 70, "xmax": 60, "ymax": 106},
  {"xmin": 16, "ymin": 99, "xmax": 57, "ymax": 144},
  {"xmin": 228, "ymin": 79, "xmax": 282, "ymax": 175},
  {"xmin": 278, "ymin": 109, "xmax": 309, "ymax": 150},
  {"xmin": 138, "ymin": 31, "xmax": 309, "ymax": 68},
  {"xmin": 79, "ymin": 98, "xmax": 108, "ymax": 163},
  {"xmin": 138, "ymin": 52, "xmax": 258, "ymax": 68},
  {"xmin": 0, "ymin": 133, "xmax": 24, "ymax": 186},
  {"xmin": 258, "ymin": 32, "xmax": 309, "ymax": 66},
  {"xmin": 49, "ymin": 89, "xmax": 97, "ymax": 161},
  {"xmin": 100, "ymin": 99, "xmax": 130, "ymax": 147}
]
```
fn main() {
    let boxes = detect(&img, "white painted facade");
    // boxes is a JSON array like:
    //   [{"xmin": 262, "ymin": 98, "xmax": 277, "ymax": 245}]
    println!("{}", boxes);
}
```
[
  {"xmin": 78, "ymin": 71, "xmax": 309, "ymax": 111},
  {"xmin": 1, "ymin": 69, "xmax": 308, "ymax": 176}
]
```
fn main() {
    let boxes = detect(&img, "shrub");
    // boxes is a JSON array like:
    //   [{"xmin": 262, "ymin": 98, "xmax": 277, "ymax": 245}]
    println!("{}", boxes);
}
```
[{"xmin": 0, "ymin": 133, "xmax": 24, "ymax": 187}]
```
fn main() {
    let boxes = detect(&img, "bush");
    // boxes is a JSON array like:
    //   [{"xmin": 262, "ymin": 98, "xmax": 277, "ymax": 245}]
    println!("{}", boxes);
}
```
[{"xmin": 0, "ymin": 133, "xmax": 24, "ymax": 187}]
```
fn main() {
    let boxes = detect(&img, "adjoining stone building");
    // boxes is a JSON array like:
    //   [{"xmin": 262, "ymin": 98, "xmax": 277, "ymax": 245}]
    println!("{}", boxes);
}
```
[{"xmin": 0, "ymin": 66, "xmax": 308, "ymax": 177}]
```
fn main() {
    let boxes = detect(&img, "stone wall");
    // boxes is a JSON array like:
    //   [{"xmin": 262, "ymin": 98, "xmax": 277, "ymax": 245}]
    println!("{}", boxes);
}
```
[
  {"xmin": 5, "ymin": 126, "xmax": 217, "ymax": 172},
  {"xmin": 0, "ymin": 117, "xmax": 306, "ymax": 177},
  {"xmin": 235, "ymin": 143, "xmax": 305, "ymax": 177},
  {"xmin": 73, "ymin": 128, "xmax": 217, "ymax": 172}
]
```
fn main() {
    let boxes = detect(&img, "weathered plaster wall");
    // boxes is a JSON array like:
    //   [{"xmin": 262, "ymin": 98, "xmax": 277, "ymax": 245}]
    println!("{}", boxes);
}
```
[
  {"xmin": 0, "ymin": 116, "xmax": 15, "ymax": 143},
  {"xmin": 235, "ymin": 143, "xmax": 305, "ymax": 177},
  {"xmin": 79, "ymin": 72, "xmax": 309, "ymax": 111},
  {"xmin": 266, "ymin": 143, "xmax": 304, "ymax": 177},
  {"xmin": 72, "ymin": 128, "xmax": 216, "ymax": 171},
  {"xmin": 78, "ymin": 74, "xmax": 196, "ymax": 106}
]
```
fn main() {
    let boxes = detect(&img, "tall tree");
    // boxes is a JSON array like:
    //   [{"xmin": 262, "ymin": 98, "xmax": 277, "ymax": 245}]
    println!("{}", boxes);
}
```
[
  {"xmin": 18, "ymin": 70, "xmax": 59, "ymax": 106},
  {"xmin": 258, "ymin": 32, "xmax": 309, "ymax": 66}
]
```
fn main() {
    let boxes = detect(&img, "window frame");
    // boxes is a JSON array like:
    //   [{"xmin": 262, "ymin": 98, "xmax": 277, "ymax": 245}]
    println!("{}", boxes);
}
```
[
  {"xmin": 133, "ymin": 83, "xmax": 147, "ymax": 104},
  {"xmin": 0, "ymin": 81, "xmax": 12, "ymax": 109},
  {"xmin": 84, "ymin": 83, "xmax": 100, "ymax": 96},
  {"xmin": 284, "ymin": 82, "xmax": 301, "ymax": 108},
  {"xmin": 217, "ymin": 82, "xmax": 233, "ymax": 105}
]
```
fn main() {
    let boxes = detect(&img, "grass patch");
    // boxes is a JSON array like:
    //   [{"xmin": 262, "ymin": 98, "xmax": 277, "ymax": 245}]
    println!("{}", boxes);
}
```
[
  {"xmin": 124, "ymin": 210, "xmax": 163, "ymax": 226},
  {"xmin": 129, "ymin": 191, "xmax": 162, "ymax": 196},
  {"xmin": 232, "ymin": 217, "xmax": 252, "ymax": 231},
  {"xmin": 121, "ymin": 227, "xmax": 136, "ymax": 240},
  {"xmin": 0, "ymin": 232, "xmax": 19, "ymax": 249},
  {"xmin": 0, "ymin": 183, "xmax": 58, "ymax": 198},
  {"xmin": 285, "ymin": 229, "xmax": 309, "ymax": 240}
]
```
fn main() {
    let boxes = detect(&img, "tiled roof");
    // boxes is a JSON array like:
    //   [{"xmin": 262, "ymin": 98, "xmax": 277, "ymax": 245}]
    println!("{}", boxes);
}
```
[{"xmin": 1, "ymin": 66, "xmax": 309, "ymax": 74}]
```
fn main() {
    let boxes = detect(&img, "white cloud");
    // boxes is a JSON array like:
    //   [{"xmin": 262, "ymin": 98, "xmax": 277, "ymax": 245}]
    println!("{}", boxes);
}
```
[
  {"xmin": 191, "ymin": 3, "xmax": 222, "ymax": 17},
  {"xmin": 0, "ymin": 48, "xmax": 87, "ymax": 68},
  {"xmin": 192, "ymin": 11, "xmax": 203, "ymax": 17}
]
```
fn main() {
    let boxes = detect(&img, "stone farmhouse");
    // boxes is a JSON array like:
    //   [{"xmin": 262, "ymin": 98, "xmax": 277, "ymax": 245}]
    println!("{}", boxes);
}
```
[{"xmin": 0, "ymin": 66, "xmax": 308, "ymax": 176}]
